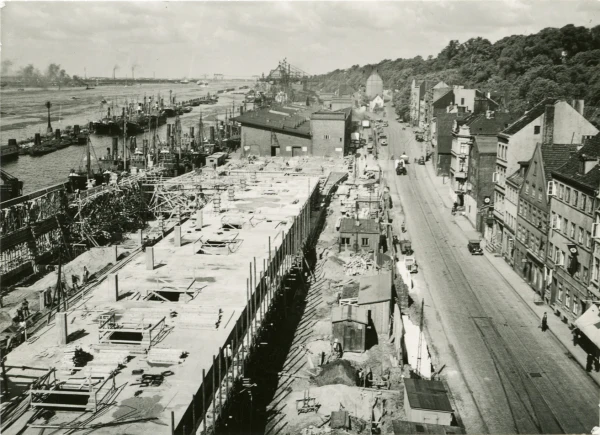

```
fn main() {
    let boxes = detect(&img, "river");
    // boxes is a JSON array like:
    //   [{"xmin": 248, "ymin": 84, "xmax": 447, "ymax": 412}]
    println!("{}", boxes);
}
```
[{"xmin": 0, "ymin": 80, "xmax": 250, "ymax": 193}]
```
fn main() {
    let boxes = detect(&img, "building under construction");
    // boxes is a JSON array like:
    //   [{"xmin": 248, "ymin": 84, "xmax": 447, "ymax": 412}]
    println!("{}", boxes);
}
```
[{"xmin": 1, "ymin": 160, "xmax": 349, "ymax": 435}]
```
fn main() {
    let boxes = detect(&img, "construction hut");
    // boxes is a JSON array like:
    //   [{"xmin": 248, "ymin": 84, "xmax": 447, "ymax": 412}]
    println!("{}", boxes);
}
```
[
  {"xmin": 403, "ymin": 378, "xmax": 454, "ymax": 426},
  {"xmin": 331, "ymin": 305, "xmax": 368, "ymax": 353},
  {"xmin": 358, "ymin": 271, "xmax": 392, "ymax": 334},
  {"xmin": 206, "ymin": 152, "xmax": 227, "ymax": 168},
  {"xmin": 338, "ymin": 218, "xmax": 380, "ymax": 254},
  {"xmin": 392, "ymin": 420, "xmax": 465, "ymax": 435}
]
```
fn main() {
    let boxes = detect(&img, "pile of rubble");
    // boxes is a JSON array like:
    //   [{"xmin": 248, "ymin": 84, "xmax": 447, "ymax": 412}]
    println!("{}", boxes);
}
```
[{"xmin": 342, "ymin": 252, "xmax": 379, "ymax": 276}]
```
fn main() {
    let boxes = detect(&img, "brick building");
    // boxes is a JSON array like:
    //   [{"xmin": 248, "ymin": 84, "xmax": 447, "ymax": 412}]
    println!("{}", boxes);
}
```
[
  {"xmin": 339, "ymin": 218, "xmax": 380, "ymax": 255},
  {"xmin": 310, "ymin": 108, "xmax": 352, "ymax": 157}
]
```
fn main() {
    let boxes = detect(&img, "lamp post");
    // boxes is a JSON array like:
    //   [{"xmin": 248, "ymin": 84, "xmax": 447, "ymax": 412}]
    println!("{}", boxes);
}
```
[{"xmin": 45, "ymin": 101, "xmax": 53, "ymax": 133}]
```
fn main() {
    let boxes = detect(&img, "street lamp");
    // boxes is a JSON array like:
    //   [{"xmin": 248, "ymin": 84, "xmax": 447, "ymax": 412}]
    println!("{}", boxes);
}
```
[{"xmin": 45, "ymin": 101, "xmax": 53, "ymax": 133}]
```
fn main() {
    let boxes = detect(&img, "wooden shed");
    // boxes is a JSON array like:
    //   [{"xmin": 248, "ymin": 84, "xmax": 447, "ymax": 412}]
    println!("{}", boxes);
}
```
[
  {"xmin": 358, "ymin": 271, "xmax": 392, "ymax": 334},
  {"xmin": 331, "ymin": 305, "xmax": 368, "ymax": 353},
  {"xmin": 403, "ymin": 378, "xmax": 454, "ymax": 426},
  {"xmin": 206, "ymin": 152, "xmax": 227, "ymax": 168}
]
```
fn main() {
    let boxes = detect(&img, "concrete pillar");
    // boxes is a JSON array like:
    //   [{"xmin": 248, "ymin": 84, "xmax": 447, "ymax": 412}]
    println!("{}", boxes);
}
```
[
  {"xmin": 56, "ymin": 312, "xmax": 68, "ymax": 345},
  {"xmin": 196, "ymin": 209, "xmax": 203, "ymax": 230},
  {"xmin": 174, "ymin": 226, "xmax": 182, "ymax": 248},
  {"xmin": 138, "ymin": 229, "xmax": 144, "ymax": 246},
  {"xmin": 108, "ymin": 274, "xmax": 119, "ymax": 301},
  {"xmin": 112, "ymin": 245, "xmax": 118, "ymax": 263},
  {"xmin": 146, "ymin": 247, "xmax": 154, "ymax": 270},
  {"xmin": 39, "ymin": 290, "xmax": 46, "ymax": 309}
]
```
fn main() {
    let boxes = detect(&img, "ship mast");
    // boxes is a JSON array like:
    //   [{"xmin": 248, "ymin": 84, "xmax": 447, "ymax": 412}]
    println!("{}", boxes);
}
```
[
  {"xmin": 123, "ymin": 107, "xmax": 128, "ymax": 172},
  {"xmin": 86, "ymin": 135, "xmax": 92, "ymax": 179}
]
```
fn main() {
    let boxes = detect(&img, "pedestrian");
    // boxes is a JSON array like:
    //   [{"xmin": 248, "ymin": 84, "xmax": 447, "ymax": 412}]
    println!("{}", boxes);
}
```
[
  {"xmin": 586, "ymin": 353, "xmax": 594, "ymax": 372},
  {"xmin": 595, "ymin": 356, "xmax": 600, "ymax": 373},
  {"xmin": 71, "ymin": 274, "xmax": 80, "ymax": 291},
  {"xmin": 573, "ymin": 327, "xmax": 581, "ymax": 346},
  {"xmin": 44, "ymin": 287, "xmax": 53, "ymax": 307},
  {"xmin": 82, "ymin": 266, "xmax": 89, "ymax": 285},
  {"xmin": 541, "ymin": 312, "xmax": 548, "ymax": 332},
  {"xmin": 356, "ymin": 368, "xmax": 364, "ymax": 386}
]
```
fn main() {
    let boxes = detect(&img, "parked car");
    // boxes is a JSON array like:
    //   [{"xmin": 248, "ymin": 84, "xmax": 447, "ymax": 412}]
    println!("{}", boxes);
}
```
[
  {"xmin": 468, "ymin": 239, "xmax": 483, "ymax": 255},
  {"xmin": 380, "ymin": 139, "xmax": 388, "ymax": 146},
  {"xmin": 417, "ymin": 156, "xmax": 425, "ymax": 165}
]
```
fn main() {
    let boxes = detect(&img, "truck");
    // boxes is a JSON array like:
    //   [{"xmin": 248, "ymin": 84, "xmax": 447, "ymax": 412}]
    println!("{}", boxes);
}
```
[
  {"xmin": 362, "ymin": 120, "xmax": 371, "ymax": 128},
  {"xmin": 351, "ymin": 132, "xmax": 361, "ymax": 144}
]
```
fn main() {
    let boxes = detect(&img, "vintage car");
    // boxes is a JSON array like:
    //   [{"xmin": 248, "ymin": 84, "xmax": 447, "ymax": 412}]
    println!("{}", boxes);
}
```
[
  {"xmin": 417, "ymin": 156, "xmax": 425, "ymax": 165},
  {"xmin": 467, "ymin": 239, "xmax": 484, "ymax": 255}
]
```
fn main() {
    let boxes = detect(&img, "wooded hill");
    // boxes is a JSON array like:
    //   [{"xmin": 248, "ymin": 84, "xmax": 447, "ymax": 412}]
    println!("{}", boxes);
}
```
[{"xmin": 309, "ymin": 25, "xmax": 600, "ymax": 127}]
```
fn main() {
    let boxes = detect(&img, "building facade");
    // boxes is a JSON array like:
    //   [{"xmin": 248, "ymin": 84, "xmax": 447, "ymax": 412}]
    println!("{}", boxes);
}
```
[
  {"xmin": 311, "ymin": 108, "xmax": 352, "ymax": 157},
  {"xmin": 547, "ymin": 139, "xmax": 600, "ymax": 324},
  {"xmin": 492, "ymin": 99, "xmax": 598, "ymax": 258}
]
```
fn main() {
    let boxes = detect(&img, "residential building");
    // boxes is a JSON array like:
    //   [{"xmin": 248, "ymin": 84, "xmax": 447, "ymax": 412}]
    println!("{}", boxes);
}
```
[
  {"xmin": 432, "ymin": 112, "xmax": 466, "ymax": 176},
  {"xmin": 403, "ymin": 379, "xmax": 453, "ymax": 426},
  {"xmin": 468, "ymin": 135, "xmax": 499, "ymax": 235},
  {"xmin": 339, "ymin": 218, "xmax": 380, "ymax": 256},
  {"xmin": 504, "ymin": 165, "xmax": 526, "ymax": 265},
  {"xmin": 330, "ymin": 96, "xmax": 354, "ymax": 111},
  {"xmin": 423, "ymin": 88, "xmax": 454, "ymax": 143},
  {"xmin": 547, "ymin": 138, "xmax": 600, "ymax": 324},
  {"xmin": 421, "ymin": 81, "xmax": 451, "ymax": 132},
  {"xmin": 514, "ymin": 143, "xmax": 578, "ymax": 295},
  {"xmin": 493, "ymin": 99, "xmax": 598, "ymax": 259},
  {"xmin": 319, "ymin": 92, "xmax": 334, "ymax": 108},
  {"xmin": 410, "ymin": 79, "xmax": 433, "ymax": 127},
  {"xmin": 366, "ymin": 70, "xmax": 384, "ymax": 99},
  {"xmin": 369, "ymin": 95, "xmax": 384, "ymax": 112},
  {"xmin": 450, "ymin": 111, "xmax": 518, "ymax": 211}
]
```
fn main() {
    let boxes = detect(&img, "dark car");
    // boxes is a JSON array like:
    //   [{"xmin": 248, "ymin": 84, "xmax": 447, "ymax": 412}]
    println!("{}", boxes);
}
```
[
  {"xmin": 417, "ymin": 157, "xmax": 425, "ymax": 165},
  {"xmin": 468, "ymin": 239, "xmax": 483, "ymax": 255}
]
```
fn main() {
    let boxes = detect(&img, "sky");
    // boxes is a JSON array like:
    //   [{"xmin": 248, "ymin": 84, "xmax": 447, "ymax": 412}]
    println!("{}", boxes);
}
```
[{"xmin": 1, "ymin": 0, "xmax": 599, "ymax": 79}]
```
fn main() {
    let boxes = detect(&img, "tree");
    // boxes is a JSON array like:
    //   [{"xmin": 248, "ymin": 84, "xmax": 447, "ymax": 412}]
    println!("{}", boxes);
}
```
[{"xmin": 526, "ymin": 78, "xmax": 563, "ymax": 106}]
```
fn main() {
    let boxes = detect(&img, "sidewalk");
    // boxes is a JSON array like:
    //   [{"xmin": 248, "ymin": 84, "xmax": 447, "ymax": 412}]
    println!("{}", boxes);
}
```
[{"xmin": 422, "ymin": 160, "xmax": 600, "ymax": 387}]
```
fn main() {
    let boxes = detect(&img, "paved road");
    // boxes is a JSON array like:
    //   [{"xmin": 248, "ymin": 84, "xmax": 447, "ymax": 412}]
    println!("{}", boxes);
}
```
[{"xmin": 376, "ymin": 106, "xmax": 599, "ymax": 434}]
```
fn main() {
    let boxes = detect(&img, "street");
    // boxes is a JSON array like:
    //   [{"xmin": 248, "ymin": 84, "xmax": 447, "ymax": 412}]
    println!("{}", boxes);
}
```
[{"xmin": 377, "ymin": 106, "xmax": 599, "ymax": 434}]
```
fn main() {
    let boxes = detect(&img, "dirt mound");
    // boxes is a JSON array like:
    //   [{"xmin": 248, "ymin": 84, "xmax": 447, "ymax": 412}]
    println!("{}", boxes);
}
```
[{"xmin": 315, "ymin": 359, "xmax": 357, "ymax": 387}]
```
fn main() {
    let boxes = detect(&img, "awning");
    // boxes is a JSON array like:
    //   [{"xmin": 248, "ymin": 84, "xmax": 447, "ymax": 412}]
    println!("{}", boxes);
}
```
[{"xmin": 575, "ymin": 304, "xmax": 600, "ymax": 348}]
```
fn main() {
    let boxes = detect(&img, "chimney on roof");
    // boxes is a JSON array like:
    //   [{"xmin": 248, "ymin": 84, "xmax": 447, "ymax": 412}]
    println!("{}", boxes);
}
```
[
  {"xmin": 572, "ymin": 99, "xmax": 585, "ymax": 116},
  {"xmin": 542, "ymin": 104, "xmax": 555, "ymax": 145},
  {"xmin": 486, "ymin": 110, "xmax": 495, "ymax": 119},
  {"xmin": 355, "ymin": 202, "xmax": 360, "ymax": 226}
]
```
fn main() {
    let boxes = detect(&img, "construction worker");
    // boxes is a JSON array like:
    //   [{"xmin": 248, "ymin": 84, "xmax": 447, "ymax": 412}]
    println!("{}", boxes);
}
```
[
  {"xmin": 21, "ymin": 299, "xmax": 30, "ymax": 319},
  {"xmin": 332, "ymin": 339, "xmax": 343, "ymax": 359},
  {"xmin": 365, "ymin": 368, "xmax": 373, "ymax": 388},
  {"xmin": 82, "ymin": 266, "xmax": 90, "ymax": 285}
]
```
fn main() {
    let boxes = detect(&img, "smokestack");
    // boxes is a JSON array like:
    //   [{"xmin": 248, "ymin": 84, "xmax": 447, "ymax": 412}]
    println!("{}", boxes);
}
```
[
  {"xmin": 74, "ymin": 125, "xmax": 80, "ymax": 135},
  {"xmin": 542, "ymin": 104, "xmax": 555, "ymax": 144},
  {"xmin": 34, "ymin": 133, "xmax": 41, "ymax": 146},
  {"xmin": 112, "ymin": 137, "xmax": 119, "ymax": 157},
  {"xmin": 574, "ymin": 99, "xmax": 585, "ymax": 116},
  {"xmin": 55, "ymin": 129, "xmax": 61, "ymax": 140}
]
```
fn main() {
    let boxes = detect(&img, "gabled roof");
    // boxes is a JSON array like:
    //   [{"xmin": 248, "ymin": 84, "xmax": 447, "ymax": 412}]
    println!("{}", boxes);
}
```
[
  {"xmin": 506, "ymin": 168, "xmax": 524, "ymax": 188},
  {"xmin": 551, "ymin": 133, "xmax": 600, "ymax": 192},
  {"xmin": 331, "ymin": 305, "xmax": 368, "ymax": 324},
  {"xmin": 541, "ymin": 143, "xmax": 579, "ymax": 178},
  {"xmin": 501, "ymin": 98, "xmax": 558, "ymax": 136},
  {"xmin": 432, "ymin": 89, "xmax": 454, "ymax": 107}
]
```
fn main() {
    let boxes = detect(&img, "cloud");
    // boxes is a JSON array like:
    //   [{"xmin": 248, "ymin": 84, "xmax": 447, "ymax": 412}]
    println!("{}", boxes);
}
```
[{"xmin": 1, "ymin": 1, "xmax": 599, "ymax": 78}]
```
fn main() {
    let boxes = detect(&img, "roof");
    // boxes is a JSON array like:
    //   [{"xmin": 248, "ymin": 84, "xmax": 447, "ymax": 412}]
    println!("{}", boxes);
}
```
[
  {"xmin": 404, "ymin": 378, "xmax": 453, "ymax": 413},
  {"xmin": 464, "ymin": 112, "xmax": 519, "ymax": 135},
  {"xmin": 540, "ymin": 143, "xmax": 579, "ymax": 177},
  {"xmin": 473, "ymin": 136, "xmax": 498, "ymax": 154},
  {"xmin": 501, "ymin": 98, "xmax": 558, "ymax": 136},
  {"xmin": 575, "ymin": 304, "xmax": 600, "ymax": 349},
  {"xmin": 392, "ymin": 421, "xmax": 465, "ymax": 435},
  {"xmin": 358, "ymin": 272, "xmax": 392, "ymax": 305},
  {"xmin": 432, "ymin": 89, "xmax": 454, "ymax": 107},
  {"xmin": 331, "ymin": 305, "xmax": 368, "ymax": 324},
  {"xmin": 551, "ymin": 134, "xmax": 600, "ymax": 191},
  {"xmin": 506, "ymin": 167, "xmax": 524, "ymax": 188},
  {"xmin": 339, "ymin": 218, "xmax": 380, "ymax": 234},
  {"xmin": 435, "ymin": 113, "xmax": 466, "ymax": 154},
  {"xmin": 341, "ymin": 281, "xmax": 360, "ymax": 299},
  {"xmin": 233, "ymin": 106, "xmax": 315, "ymax": 137}
]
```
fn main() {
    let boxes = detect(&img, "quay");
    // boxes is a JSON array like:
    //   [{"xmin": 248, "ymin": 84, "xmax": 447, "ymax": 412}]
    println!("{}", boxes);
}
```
[{"xmin": 1, "ymin": 162, "xmax": 346, "ymax": 435}]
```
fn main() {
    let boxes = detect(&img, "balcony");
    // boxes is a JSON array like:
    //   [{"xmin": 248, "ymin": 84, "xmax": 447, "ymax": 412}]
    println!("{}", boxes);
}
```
[{"xmin": 455, "ymin": 170, "xmax": 468, "ymax": 179}]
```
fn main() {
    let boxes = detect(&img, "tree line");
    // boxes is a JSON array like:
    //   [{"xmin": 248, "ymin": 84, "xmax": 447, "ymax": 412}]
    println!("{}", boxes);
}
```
[
  {"xmin": 1, "ymin": 60, "xmax": 81, "ymax": 88},
  {"xmin": 309, "ymin": 24, "xmax": 600, "ymax": 127}
]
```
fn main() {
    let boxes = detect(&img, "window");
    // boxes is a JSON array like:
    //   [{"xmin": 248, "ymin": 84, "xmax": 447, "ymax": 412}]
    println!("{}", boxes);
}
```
[
  {"xmin": 361, "ymin": 237, "xmax": 369, "ymax": 247},
  {"xmin": 551, "ymin": 212, "xmax": 556, "ymax": 228},
  {"xmin": 525, "ymin": 181, "xmax": 530, "ymax": 194},
  {"xmin": 558, "ymin": 184, "xmax": 564, "ymax": 200},
  {"xmin": 570, "ymin": 223, "xmax": 576, "ymax": 239},
  {"xmin": 534, "ymin": 125, "xmax": 541, "ymax": 134},
  {"xmin": 565, "ymin": 187, "xmax": 571, "ymax": 203},
  {"xmin": 581, "ymin": 194, "xmax": 587, "ymax": 211},
  {"xmin": 573, "ymin": 191, "xmax": 579, "ymax": 207},
  {"xmin": 583, "ymin": 267, "xmax": 589, "ymax": 283},
  {"xmin": 565, "ymin": 290, "xmax": 571, "ymax": 308},
  {"xmin": 587, "ymin": 197, "xmax": 594, "ymax": 214},
  {"xmin": 341, "ymin": 237, "xmax": 350, "ymax": 245},
  {"xmin": 578, "ymin": 227, "xmax": 584, "ymax": 244},
  {"xmin": 587, "ymin": 231, "xmax": 592, "ymax": 249},
  {"xmin": 538, "ymin": 188, "xmax": 543, "ymax": 202},
  {"xmin": 557, "ymin": 282, "xmax": 564, "ymax": 300},
  {"xmin": 555, "ymin": 246, "xmax": 560, "ymax": 263},
  {"xmin": 548, "ymin": 242, "xmax": 554, "ymax": 258},
  {"xmin": 573, "ymin": 297, "xmax": 581, "ymax": 315},
  {"xmin": 461, "ymin": 98, "xmax": 465, "ymax": 105},
  {"xmin": 594, "ymin": 258, "xmax": 600, "ymax": 281},
  {"xmin": 324, "ymin": 135, "xmax": 330, "ymax": 139},
  {"xmin": 563, "ymin": 218, "xmax": 568, "ymax": 233},
  {"xmin": 533, "ymin": 161, "xmax": 538, "ymax": 176},
  {"xmin": 339, "ymin": 138, "xmax": 343, "ymax": 142}
]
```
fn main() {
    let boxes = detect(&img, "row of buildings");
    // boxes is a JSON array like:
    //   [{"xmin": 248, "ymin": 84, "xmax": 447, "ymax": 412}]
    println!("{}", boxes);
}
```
[{"xmin": 411, "ymin": 86, "xmax": 600, "ymax": 331}]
